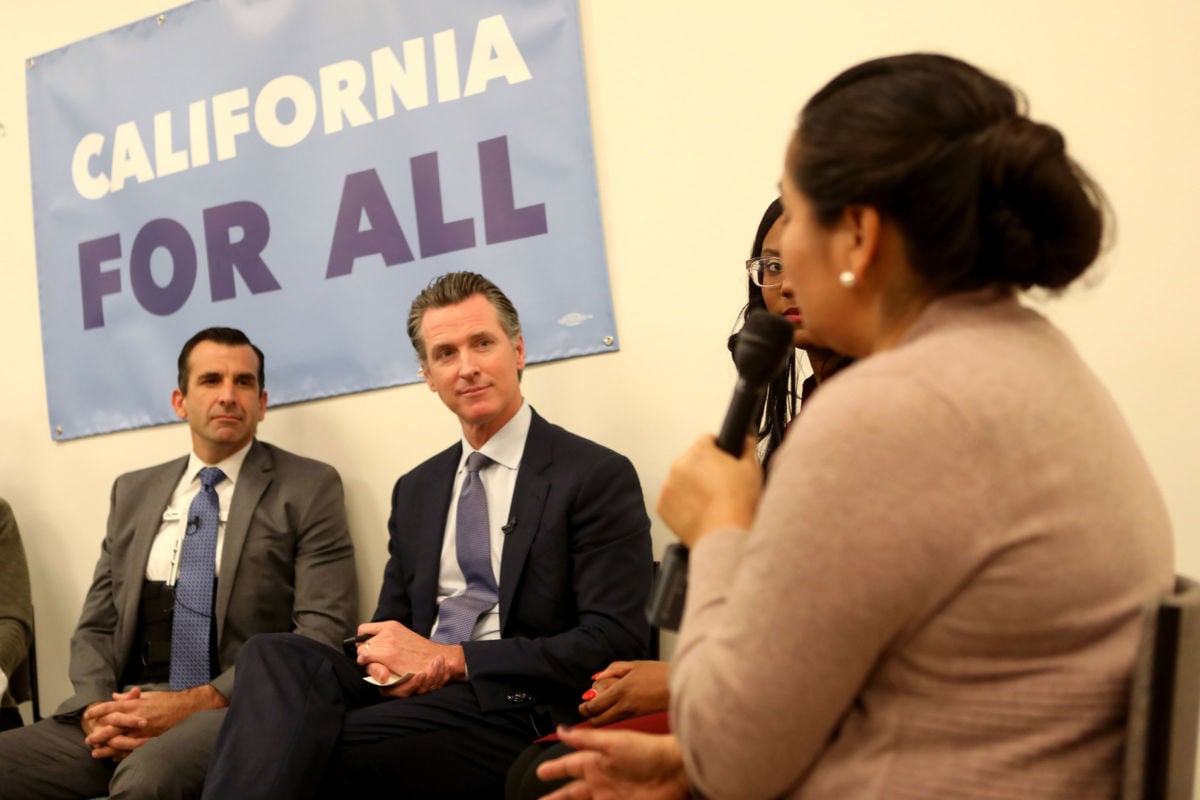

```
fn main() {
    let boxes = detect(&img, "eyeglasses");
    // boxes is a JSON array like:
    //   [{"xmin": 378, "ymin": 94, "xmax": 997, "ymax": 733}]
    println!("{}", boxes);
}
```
[{"xmin": 745, "ymin": 257, "xmax": 784, "ymax": 288}]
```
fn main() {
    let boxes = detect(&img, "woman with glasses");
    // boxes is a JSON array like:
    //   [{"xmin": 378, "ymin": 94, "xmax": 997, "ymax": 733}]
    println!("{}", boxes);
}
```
[
  {"xmin": 537, "ymin": 52, "xmax": 1173, "ymax": 799},
  {"xmin": 737, "ymin": 198, "xmax": 852, "ymax": 468}
]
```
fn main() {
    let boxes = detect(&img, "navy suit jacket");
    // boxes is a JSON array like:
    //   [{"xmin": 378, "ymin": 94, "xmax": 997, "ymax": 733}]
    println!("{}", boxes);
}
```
[{"xmin": 372, "ymin": 409, "xmax": 653, "ymax": 723}]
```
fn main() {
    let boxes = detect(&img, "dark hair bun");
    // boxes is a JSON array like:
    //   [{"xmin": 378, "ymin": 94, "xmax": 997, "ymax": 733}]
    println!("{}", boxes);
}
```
[
  {"xmin": 974, "ymin": 117, "xmax": 1104, "ymax": 290},
  {"xmin": 794, "ymin": 54, "xmax": 1108, "ymax": 294}
]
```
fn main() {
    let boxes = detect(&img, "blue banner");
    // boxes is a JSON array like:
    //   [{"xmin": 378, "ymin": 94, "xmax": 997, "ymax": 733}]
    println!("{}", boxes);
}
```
[{"xmin": 27, "ymin": 0, "xmax": 614, "ymax": 440}]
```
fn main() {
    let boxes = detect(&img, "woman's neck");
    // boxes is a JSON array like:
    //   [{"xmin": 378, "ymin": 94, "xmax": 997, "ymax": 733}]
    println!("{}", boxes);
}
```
[{"xmin": 806, "ymin": 348, "xmax": 835, "ymax": 383}]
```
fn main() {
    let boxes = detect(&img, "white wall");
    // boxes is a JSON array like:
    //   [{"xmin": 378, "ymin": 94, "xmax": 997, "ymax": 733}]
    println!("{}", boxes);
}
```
[{"xmin": 3, "ymin": 0, "xmax": 1197, "ymax": 746}]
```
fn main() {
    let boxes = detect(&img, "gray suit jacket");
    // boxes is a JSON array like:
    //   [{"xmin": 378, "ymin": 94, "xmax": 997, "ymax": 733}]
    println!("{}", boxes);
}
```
[{"xmin": 58, "ymin": 439, "xmax": 357, "ymax": 714}]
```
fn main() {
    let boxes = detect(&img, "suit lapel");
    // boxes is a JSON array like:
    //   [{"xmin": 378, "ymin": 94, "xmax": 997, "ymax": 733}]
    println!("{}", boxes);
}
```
[
  {"xmin": 215, "ymin": 440, "xmax": 270, "ymax": 642},
  {"xmin": 409, "ymin": 445, "xmax": 460, "ymax": 632},
  {"xmin": 498, "ymin": 411, "xmax": 552, "ymax": 628}
]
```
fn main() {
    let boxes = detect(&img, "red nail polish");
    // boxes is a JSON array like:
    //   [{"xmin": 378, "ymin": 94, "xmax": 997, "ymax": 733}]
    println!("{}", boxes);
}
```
[
  {"xmin": 591, "ymin": 672, "xmax": 602, "ymax": 680},
  {"xmin": 582, "ymin": 689, "xmax": 597, "ymax": 701}
]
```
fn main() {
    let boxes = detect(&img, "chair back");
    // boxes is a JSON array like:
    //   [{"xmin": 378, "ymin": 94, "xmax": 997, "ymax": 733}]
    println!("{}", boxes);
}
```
[
  {"xmin": 1123, "ymin": 574, "xmax": 1200, "ymax": 800},
  {"xmin": 648, "ymin": 560, "xmax": 662, "ymax": 660}
]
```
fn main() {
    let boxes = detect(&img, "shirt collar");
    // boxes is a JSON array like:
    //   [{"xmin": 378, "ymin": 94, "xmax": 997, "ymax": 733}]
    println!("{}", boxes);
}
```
[
  {"xmin": 186, "ymin": 439, "xmax": 253, "ymax": 487},
  {"xmin": 459, "ymin": 401, "xmax": 530, "ymax": 472}
]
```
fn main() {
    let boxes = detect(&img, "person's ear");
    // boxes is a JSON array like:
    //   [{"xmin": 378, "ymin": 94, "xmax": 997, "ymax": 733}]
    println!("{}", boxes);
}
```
[
  {"xmin": 513, "ymin": 335, "xmax": 526, "ymax": 372},
  {"xmin": 171, "ymin": 388, "xmax": 187, "ymax": 420},
  {"xmin": 839, "ymin": 205, "xmax": 882, "ymax": 283}
]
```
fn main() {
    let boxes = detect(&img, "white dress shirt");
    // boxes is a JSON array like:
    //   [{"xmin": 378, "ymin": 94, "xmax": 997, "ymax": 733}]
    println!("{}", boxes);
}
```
[
  {"xmin": 144, "ymin": 441, "xmax": 253, "ymax": 583},
  {"xmin": 431, "ymin": 401, "xmax": 531, "ymax": 643}
]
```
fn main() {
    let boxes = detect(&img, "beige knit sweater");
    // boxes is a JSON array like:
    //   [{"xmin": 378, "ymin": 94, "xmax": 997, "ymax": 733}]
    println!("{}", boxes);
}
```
[{"xmin": 670, "ymin": 289, "xmax": 1174, "ymax": 799}]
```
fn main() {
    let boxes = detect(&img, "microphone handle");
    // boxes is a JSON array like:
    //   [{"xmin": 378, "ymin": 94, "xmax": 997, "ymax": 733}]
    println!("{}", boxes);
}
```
[
  {"xmin": 715, "ymin": 377, "xmax": 764, "ymax": 456},
  {"xmin": 648, "ymin": 380, "xmax": 764, "ymax": 631},
  {"xmin": 648, "ymin": 313, "xmax": 788, "ymax": 632}
]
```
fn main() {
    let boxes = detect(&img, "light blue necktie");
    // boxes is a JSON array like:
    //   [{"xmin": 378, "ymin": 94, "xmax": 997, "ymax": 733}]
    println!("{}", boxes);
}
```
[
  {"xmin": 169, "ymin": 466, "xmax": 225, "ymax": 690},
  {"xmin": 433, "ymin": 452, "xmax": 499, "ymax": 644}
]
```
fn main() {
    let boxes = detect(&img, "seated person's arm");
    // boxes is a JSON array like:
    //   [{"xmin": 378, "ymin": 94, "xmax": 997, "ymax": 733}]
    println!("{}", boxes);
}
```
[
  {"xmin": 0, "ymin": 499, "xmax": 33, "ymax": 689},
  {"xmin": 579, "ymin": 660, "xmax": 670, "ymax": 726},
  {"xmin": 210, "ymin": 462, "xmax": 358, "ymax": 700},
  {"xmin": 463, "ymin": 449, "xmax": 653, "ymax": 700},
  {"xmin": 63, "ymin": 478, "xmax": 128, "ymax": 715}
]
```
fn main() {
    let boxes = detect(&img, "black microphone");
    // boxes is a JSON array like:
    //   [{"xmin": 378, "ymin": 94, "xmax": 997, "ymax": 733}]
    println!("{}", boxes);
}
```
[
  {"xmin": 716, "ymin": 312, "xmax": 797, "ymax": 455},
  {"xmin": 501, "ymin": 515, "xmax": 517, "ymax": 534},
  {"xmin": 187, "ymin": 516, "xmax": 200, "ymax": 533},
  {"xmin": 647, "ymin": 311, "xmax": 795, "ymax": 631}
]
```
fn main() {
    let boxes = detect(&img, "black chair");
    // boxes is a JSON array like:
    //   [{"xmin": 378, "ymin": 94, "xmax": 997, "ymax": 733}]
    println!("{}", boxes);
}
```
[
  {"xmin": 9, "ymin": 608, "xmax": 40, "ymax": 723},
  {"xmin": 648, "ymin": 560, "xmax": 662, "ymax": 661},
  {"xmin": 1122, "ymin": 574, "xmax": 1200, "ymax": 800}
]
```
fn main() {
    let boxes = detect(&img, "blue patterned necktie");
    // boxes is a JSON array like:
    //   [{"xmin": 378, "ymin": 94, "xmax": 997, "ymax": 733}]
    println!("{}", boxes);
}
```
[
  {"xmin": 433, "ymin": 452, "xmax": 498, "ymax": 645},
  {"xmin": 169, "ymin": 466, "xmax": 225, "ymax": 690}
]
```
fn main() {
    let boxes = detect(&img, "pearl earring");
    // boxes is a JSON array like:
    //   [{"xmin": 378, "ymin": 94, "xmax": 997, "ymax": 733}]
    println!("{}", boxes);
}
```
[{"xmin": 838, "ymin": 270, "xmax": 857, "ymax": 288}]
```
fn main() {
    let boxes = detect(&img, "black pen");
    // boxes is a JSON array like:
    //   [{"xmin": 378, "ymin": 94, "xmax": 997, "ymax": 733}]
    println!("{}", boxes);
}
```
[{"xmin": 341, "ymin": 632, "xmax": 373, "ymax": 657}]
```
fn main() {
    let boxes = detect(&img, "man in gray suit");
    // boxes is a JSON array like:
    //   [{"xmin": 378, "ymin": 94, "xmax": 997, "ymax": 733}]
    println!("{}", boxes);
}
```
[{"xmin": 0, "ymin": 327, "xmax": 357, "ymax": 800}]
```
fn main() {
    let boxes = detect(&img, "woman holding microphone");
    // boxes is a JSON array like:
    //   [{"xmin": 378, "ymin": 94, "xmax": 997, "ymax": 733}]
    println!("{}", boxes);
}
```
[
  {"xmin": 538, "ymin": 52, "xmax": 1173, "ymax": 799},
  {"xmin": 506, "ymin": 196, "xmax": 854, "ymax": 799}
]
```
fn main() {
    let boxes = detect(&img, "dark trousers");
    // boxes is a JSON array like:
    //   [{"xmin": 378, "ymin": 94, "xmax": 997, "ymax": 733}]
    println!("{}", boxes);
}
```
[
  {"xmin": 0, "ymin": 707, "xmax": 22, "ymax": 732},
  {"xmin": 201, "ymin": 633, "xmax": 543, "ymax": 800},
  {"xmin": 505, "ymin": 713, "xmax": 672, "ymax": 799},
  {"xmin": 505, "ymin": 740, "xmax": 573, "ymax": 800}
]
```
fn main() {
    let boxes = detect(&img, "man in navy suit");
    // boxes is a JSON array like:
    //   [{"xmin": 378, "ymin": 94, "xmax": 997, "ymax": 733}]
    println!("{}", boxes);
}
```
[{"xmin": 202, "ymin": 272, "xmax": 653, "ymax": 798}]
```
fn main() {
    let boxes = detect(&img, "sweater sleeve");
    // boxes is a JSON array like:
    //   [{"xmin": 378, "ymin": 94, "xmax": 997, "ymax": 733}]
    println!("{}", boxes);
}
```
[
  {"xmin": 669, "ymin": 371, "xmax": 994, "ymax": 799},
  {"xmin": 0, "ymin": 499, "xmax": 34, "ymax": 694}
]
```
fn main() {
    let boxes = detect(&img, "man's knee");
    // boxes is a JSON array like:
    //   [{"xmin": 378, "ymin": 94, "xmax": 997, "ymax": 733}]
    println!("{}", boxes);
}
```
[
  {"xmin": 107, "ymin": 709, "xmax": 224, "ymax": 800},
  {"xmin": 0, "ymin": 718, "xmax": 113, "ymax": 797},
  {"xmin": 239, "ymin": 631, "xmax": 328, "ymax": 670},
  {"xmin": 239, "ymin": 630, "xmax": 295, "ymax": 662},
  {"xmin": 109, "ymin": 751, "xmax": 194, "ymax": 800}
]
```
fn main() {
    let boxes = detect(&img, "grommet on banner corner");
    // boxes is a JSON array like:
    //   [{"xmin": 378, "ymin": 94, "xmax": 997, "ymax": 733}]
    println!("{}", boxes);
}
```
[
  {"xmin": 27, "ymin": 58, "xmax": 35, "ymax": 69},
  {"xmin": 55, "ymin": 426, "xmax": 63, "ymax": 436},
  {"xmin": 603, "ymin": 336, "xmax": 614, "ymax": 347},
  {"xmin": 158, "ymin": 15, "xmax": 166, "ymax": 25}
]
